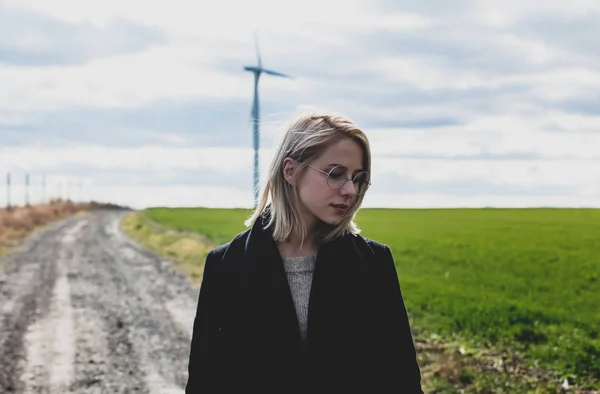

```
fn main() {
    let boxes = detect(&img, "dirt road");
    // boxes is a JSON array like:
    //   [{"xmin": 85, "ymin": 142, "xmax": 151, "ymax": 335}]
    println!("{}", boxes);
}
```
[{"xmin": 0, "ymin": 210, "xmax": 200, "ymax": 393}]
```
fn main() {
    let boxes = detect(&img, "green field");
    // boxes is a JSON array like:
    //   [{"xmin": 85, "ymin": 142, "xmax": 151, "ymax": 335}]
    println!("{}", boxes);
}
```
[{"xmin": 137, "ymin": 207, "xmax": 600, "ymax": 388}]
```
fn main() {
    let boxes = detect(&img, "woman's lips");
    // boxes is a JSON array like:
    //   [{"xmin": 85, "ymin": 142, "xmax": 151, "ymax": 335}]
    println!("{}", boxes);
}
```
[{"xmin": 331, "ymin": 204, "xmax": 347, "ymax": 213}]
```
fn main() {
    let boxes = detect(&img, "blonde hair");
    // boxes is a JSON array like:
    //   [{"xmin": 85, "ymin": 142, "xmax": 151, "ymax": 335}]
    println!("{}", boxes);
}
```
[{"xmin": 244, "ymin": 109, "xmax": 371, "ymax": 247}]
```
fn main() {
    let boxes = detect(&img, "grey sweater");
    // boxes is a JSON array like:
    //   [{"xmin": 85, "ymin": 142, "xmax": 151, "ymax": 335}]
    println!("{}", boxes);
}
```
[{"xmin": 282, "ymin": 254, "xmax": 316, "ymax": 345}]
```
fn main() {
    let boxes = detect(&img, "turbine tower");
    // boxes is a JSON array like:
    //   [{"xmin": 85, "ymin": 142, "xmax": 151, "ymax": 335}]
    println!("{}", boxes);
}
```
[{"xmin": 244, "ymin": 34, "xmax": 292, "ymax": 208}]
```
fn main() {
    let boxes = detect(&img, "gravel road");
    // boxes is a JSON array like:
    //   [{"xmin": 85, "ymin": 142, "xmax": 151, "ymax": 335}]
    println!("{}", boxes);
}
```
[{"xmin": 0, "ymin": 210, "xmax": 200, "ymax": 393}]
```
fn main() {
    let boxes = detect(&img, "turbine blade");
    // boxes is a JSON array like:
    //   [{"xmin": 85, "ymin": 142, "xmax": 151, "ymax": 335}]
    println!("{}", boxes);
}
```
[
  {"xmin": 263, "ymin": 69, "xmax": 293, "ymax": 78},
  {"xmin": 254, "ymin": 32, "xmax": 262, "ymax": 68}
]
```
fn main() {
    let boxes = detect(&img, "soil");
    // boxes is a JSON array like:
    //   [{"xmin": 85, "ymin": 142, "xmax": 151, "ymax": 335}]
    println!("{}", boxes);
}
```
[{"xmin": 0, "ymin": 210, "xmax": 200, "ymax": 393}]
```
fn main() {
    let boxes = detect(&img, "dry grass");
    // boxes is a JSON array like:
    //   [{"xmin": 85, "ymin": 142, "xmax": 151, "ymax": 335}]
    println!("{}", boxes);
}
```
[
  {"xmin": 119, "ymin": 211, "xmax": 214, "ymax": 286},
  {"xmin": 0, "ymin": 199, "xmax": 125, "ymax": 256}
]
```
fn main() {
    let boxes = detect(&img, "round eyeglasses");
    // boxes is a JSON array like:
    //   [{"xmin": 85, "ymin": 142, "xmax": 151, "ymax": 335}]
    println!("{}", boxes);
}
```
[{"xmin": 306, "ymin": 164, "xmax": 371, "ymax": 195}]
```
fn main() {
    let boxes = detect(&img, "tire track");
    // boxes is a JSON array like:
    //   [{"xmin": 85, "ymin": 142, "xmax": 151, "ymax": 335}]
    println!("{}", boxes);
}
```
[
  {"xmin": 67, "ymin": 216, "xmax": 148, "ymax": 394},
  {"xmin": 20, "ymin": 220, "xmax": 83, "ymax": 393},
  {"xmin": 91, "ymin": 212, "xmax": 192, "ymax": 392},
  {"xmin": 0, "ymin": 210, "xmax": 200, "ymax": 393},
  {"xmin": 0, "ymin": 218, "xmax": 74, "ymax": 393}
]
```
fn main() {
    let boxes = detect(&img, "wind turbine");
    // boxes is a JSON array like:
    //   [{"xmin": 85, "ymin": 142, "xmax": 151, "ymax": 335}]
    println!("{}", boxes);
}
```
[{"xmin": 244, "ymin": 34, "xmax": 292, "ymax": 208}]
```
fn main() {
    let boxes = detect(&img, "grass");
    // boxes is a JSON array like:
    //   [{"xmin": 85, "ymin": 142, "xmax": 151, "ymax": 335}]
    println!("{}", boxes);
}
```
[
  {"xmin": 120, "ymin": 211, "xmax": 217, "ymax": 284},
  {"xmin": 357, "ymin": 209, "xmax": 600, "ymax": 382},
  {"xmin": 140, "ymin": 207, "xmax": 254, "ymax": 246},
  {"xmin": 123, "ymin": 207, "xmax": 600, "ymax": 392}
]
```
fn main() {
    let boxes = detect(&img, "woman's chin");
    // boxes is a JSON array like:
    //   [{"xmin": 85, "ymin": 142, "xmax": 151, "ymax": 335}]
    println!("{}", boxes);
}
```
[{"xmin": 318, "ymin": 213, "xmax": 344, "ymax": 226}]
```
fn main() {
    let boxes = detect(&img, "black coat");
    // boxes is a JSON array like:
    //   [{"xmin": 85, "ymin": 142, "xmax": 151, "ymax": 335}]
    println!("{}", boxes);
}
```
[{"xmin": 185, "ymin": 213, "xmax": 423, "ymax": 394}]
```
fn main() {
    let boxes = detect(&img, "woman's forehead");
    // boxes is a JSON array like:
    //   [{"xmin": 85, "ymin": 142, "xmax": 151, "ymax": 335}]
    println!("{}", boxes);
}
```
[{"xmin": 314, "ymin": 139, "xmax": 364, "ymax": 168}]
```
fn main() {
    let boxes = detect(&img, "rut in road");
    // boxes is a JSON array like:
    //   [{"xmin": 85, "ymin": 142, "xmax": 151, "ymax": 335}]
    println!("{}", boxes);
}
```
[{"xmin": 0, "ymin": 210, "xmax": 202, "ymax": 394}]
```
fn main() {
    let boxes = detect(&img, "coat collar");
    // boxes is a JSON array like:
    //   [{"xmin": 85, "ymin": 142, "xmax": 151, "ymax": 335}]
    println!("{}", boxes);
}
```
[
  {"xmin": 243, "ymin": 208, "xmax": 369, "ymax": 264},
  {"xmin": 240, "ymin": 208, "xmax": 372, "ymax": 350}
]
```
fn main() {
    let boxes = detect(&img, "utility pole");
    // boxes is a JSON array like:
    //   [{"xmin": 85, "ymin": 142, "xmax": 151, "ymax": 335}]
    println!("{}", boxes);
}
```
[
  {"xmin": 42, "ymin": 174, "xmax": 46, "ymax": 204},
  {"xmin": 6, "ymin": 173, "xmax": 10, "ymax": 209},
  {"xmin": 25, "ymin": 173, "xmax": 29, "ymax": 206}
]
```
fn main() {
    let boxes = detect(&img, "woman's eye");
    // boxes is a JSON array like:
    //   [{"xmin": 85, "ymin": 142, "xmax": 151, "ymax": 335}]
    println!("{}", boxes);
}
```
[
  {"xmin": 329, "ymin": 170, "xmax": 345, "ymax": 179},
  {"xmin": 354, "ymin": 173, "xmax": 367, "ymax": 184}
]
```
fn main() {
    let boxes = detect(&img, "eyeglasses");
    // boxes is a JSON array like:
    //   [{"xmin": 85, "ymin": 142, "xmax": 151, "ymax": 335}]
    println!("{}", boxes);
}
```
[{"xmin": 305, "ymin": 163, "xmax": 371, "ymax": 195}]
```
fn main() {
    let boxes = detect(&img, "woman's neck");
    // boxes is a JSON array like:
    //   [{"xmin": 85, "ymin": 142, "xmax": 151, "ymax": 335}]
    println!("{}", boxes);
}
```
[{"xmin": 277, "ymin": 230, "xmax": 318, "ymax": 258}]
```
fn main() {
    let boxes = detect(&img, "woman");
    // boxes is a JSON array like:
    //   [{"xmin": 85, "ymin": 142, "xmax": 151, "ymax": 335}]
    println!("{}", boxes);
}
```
[{"xmin": 185, "ymin": 110, "xmax": 423, "ymax": 393}]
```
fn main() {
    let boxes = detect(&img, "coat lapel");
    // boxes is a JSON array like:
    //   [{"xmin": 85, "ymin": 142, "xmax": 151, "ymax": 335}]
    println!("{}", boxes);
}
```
[
  {"xmin": 242, "ymin": 210, "xmax": 372, "ymax": 353},
  {"xmin": 244, "ymin": 213, "xmax": 303, "ymax": 349},
  {"xmin": 307, "ymin": 231, "xmax": 370, "ymax": 352}
]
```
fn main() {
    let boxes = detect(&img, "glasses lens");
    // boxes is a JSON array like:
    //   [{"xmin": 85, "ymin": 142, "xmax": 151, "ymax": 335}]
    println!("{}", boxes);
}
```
[
  {"xmin": 326, "ymin": 166, "xmax": 346, "ymax": 189},
  {"xmin": 326, "ymin": 167, "xmax": 370, "ymax": 194},
  {"xmin": 353, "ymin": 172, "xmax": 370, "ymax": 195}
]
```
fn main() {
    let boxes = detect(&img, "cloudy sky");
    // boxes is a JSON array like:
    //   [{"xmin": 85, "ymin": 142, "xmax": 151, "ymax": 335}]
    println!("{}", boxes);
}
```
[{"xmin": 0, "ymin": 0, "xmax": 599, "ymax": 209}]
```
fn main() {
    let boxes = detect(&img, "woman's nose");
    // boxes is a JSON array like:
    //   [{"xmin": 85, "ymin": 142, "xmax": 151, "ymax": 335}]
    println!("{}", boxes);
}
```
[{"xmin": 340, "ymin": 179, "xmax": 357, "ymax": 195}]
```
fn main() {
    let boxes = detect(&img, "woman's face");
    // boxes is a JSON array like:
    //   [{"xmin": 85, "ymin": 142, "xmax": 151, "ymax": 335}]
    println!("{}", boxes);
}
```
[{"xmin": 287, "ymin": 138, "xmax": 367, "ymax": 229}]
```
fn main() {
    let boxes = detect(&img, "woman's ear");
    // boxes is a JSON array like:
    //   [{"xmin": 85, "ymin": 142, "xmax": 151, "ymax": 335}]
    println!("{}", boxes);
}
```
[{"xmin": 282, "ymin": 157, "xmax": 297, "ymax": 186}]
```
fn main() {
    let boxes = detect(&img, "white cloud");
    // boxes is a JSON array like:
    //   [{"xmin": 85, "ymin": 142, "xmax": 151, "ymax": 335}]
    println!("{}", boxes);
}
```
[
  {"xmin": 91, "ymin": 184, "xmax": 254, "ymax": 210},
  {"xmin": 472, "ymin": 0, "xmax": 600, "ymax": 27},
  {"xmin": 367, "ymin": 53, "xmax": 600, "ymax": 95},
  {"xmin": 0, "ymin": 43, "xmax": 253, "ymax": 111},
  {"xmin": 367, "ymin": 114, "xmax": 600, "ymax": 160},
  {"xmin": 0, "ymin": 181, "xmax": 256, "ymax": 210},
  {"xmin": 0, "ymin": 0, "xmax": 431, "ymax": 112},
  {"xmin": 4, "ymin": 0, "xmax": 430, "ymax": 45},
  {"xmin": 366, "ymin": 56, "xmax": 488, "ymax": 91},
  {"xmin": 374, "ymin": 157, "xmax": 600, "ymax": 188},
  {"xmin": 1, "ymin": 0, "xmax": 600, "ymax": 208},
  {"xmin": 0, "ymin": 145, "xmax": 253, "ymax": 173},
  {"xmin": 0, "ymin": 111, "xmax": 29, "ymax": 125},
  {"xmin": 3, "ymin": 0, "xmax": 598, "ymax": 114}
]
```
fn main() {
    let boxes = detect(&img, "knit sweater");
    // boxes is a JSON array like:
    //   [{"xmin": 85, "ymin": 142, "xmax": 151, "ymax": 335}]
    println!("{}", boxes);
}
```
[{"xmin": 281, "ymin": 254, "xmax": 316, "ymax": 345}]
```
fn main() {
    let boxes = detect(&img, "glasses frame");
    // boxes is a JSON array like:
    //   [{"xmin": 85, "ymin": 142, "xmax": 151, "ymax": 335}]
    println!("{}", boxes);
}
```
[{"xmin": 305, "ymin": 163, "xmax": 371, "ymax": 195}]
